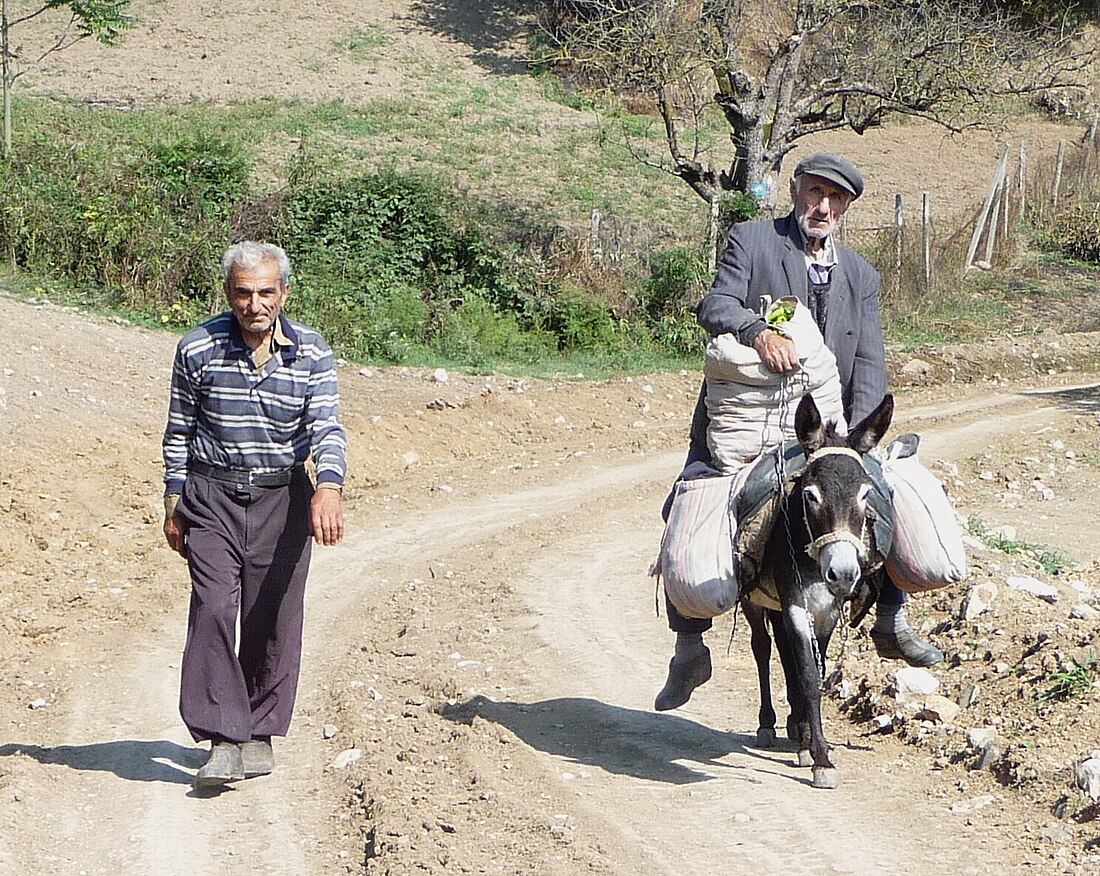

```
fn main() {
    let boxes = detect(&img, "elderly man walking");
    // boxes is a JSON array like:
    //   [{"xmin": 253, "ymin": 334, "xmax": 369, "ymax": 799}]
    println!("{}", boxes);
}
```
[
  {"xmin": 656, "ymin": 152, "xmax": 944, "ymax": 712},
  {"xmin": 162, "ymin": 241, "xmax": 347, "ymax": 786}
]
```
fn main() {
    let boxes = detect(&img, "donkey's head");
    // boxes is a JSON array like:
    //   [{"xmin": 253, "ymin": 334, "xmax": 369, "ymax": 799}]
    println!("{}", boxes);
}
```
[{"xmin": 792, "ymin": 393, "xmax": 894, "ymax": 592}]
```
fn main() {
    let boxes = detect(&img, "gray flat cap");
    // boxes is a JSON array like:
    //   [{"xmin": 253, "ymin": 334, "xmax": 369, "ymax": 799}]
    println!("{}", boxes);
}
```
[{"xmin": 793, "ymin": 152, "xmax": 864, "ymax": 199}]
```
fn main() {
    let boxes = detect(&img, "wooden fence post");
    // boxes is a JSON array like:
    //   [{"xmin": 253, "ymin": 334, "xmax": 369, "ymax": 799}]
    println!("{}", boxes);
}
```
[
  {"xmin": 985, "ymin": 177, "xmax": 1002, "ymax": 265},
  {"xmin": 706, "ymin": 196, "xmax": 719, "ymax": 274},
  {"xmin": 922, "ymin": 192, "xmax": 931, "ymax": 285},
  {"xmin": 1017, "ymin": 139, "xmax": 1027, "ymax": 221},
  {"xmin": 894, "ymin": 193, "xmax": 903, "ymax": 296},
  {"xmin": 1052, "ymin": 140, "xmax": 1065, "ymax": 210},
  {"xmin": 964, "ymin": 144, "xmax": 1009, "ymax": 274},
  {"xmin": 590, "ymin": 209, "xmax": 602, "ymax": 264}
]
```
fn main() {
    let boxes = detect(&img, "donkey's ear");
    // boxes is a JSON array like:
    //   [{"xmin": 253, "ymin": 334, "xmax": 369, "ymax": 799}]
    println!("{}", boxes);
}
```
[
  {"xmin": 795, "ymin": 394, "xmax": 827, "ymax": 455},
  {"xmin": 848, "ymin": 393, "xmax": 894, "ymax": 453}
]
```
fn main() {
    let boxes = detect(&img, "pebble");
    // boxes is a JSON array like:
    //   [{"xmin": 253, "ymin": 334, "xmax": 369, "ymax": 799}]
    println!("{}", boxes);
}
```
[
  {"xmin": 323, "ymin": 724, "xmax": 339, "ymax": 739},
  {"xmin": 28, "ymin": 699, "xmax": 47, "ymax": 710}
]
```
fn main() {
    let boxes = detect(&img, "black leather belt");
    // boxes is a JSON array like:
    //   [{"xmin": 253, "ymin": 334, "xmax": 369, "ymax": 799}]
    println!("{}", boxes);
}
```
[{"xmin": 189, "ymin": 460, "xmax": 304, "ymax": 487}]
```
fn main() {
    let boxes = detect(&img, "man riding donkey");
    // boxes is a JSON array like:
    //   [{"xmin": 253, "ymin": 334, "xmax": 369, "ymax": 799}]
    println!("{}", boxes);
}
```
[{"xmin": 656, "ymin": 152, "xmax": 960, "ymax": 712}]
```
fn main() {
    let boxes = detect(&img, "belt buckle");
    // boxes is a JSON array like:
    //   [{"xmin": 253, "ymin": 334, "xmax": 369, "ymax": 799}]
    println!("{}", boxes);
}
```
[{"xmin": 246, "ymin": 470, "xmax": 260, "ymax": 486}]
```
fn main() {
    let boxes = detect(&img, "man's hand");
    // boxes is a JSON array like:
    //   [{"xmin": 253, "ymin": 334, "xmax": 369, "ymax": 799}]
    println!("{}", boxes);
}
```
[
  {"xmin": 163, "ymin": 495, "xmax": 188, "ymax": 558},
  {"xmin": 753, "ymin": 329, "xmax": 800, "ymax": 373},
  {"xmin": 311, "ymin": 486, "xmax": 344, "ymax": 546}
]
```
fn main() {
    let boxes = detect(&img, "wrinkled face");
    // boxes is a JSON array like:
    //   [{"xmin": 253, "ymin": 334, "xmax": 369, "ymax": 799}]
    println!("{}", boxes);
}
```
[
  {"xmin": 800, "ymin": 454, "xmax": 872, "ymax": 592},
  {"xmin": 226, "ymin": 259, "xmax": 288, "ymax": 337},
  {"xmin": 791, "ymin": 173, "xmax": 852, "ymax": 243}
]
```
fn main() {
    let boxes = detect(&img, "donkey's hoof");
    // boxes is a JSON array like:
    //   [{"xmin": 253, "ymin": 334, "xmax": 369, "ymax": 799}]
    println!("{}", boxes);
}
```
[
  {"xmin": 812, "ymin": 766, "xmax": 839, "ymax": 789},
  {"xmin": 797, "ymin": 749, "xmax": 813, "ymax": 768},
  {"xmin": 756, "ymin": 727, "xmax": 778, "ymax": 748}
]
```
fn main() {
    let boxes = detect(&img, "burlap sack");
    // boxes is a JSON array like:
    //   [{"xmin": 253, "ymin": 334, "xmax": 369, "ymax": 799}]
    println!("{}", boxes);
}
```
[
  {"xmin": 704, "ymin": 298, "xmax": 844, "ymax": 474},
  {"xmin": 879, "ymin": 434, "xmax": 968, "ymax": 592}
]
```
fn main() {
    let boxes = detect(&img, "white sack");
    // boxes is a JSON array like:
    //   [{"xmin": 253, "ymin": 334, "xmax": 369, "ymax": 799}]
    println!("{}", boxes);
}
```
[
  {"xmin": 880, "ymin": 434, "xmax": 969, "ymax": 592},
  {"xmin": 704, "ymin": 298, "xmax": 844, "ymax": 473},
  {"xmin": 656, "ymin": 465, "xmax": 753, "ymax": 619}
]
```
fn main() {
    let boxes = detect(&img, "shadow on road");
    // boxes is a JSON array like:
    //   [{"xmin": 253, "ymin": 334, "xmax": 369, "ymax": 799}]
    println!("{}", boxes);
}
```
[
  {"xmin": 443, "ymin": 695, "xmax": 797, "ymax": 786},
  {"xmin": 1022, "ymin": 382, "xmax": 1100, "ymax": 415},
  {"xmin": 0, "ymin": 739, "xmax": 205, "ymax": 785}
]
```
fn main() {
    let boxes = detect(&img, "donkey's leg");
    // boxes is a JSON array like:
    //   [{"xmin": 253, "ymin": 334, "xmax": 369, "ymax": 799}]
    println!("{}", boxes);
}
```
[
  {"xmin": 770, "ymin": 614, "xmax": 806, "ymax": 745},
  {"xmin": 783, "ymin": 604, "xmax": 837, "ymax": 788},
  {"xmin": 743, "ymin": 602, "xmax": 777, "ymax": 747}
]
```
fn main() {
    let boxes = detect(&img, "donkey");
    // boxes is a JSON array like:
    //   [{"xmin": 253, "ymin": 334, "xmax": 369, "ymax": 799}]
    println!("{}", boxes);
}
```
[{"xmin": 741, "ymin": 391, "xmax": 894, "ymax": 789}]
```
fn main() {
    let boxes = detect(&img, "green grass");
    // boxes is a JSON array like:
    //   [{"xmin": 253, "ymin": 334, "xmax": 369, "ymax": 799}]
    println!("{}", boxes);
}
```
[
  {"xmin": 332, "ymin": 25, "xmax": 389, "ymax": 61},
  {"xmin": 1034, "ymin": 652, "xmax": 1096, "ymax": 707},
  {"xmin": 967, "ymin": 517, "xmax": 1071, "ymax": 576}
]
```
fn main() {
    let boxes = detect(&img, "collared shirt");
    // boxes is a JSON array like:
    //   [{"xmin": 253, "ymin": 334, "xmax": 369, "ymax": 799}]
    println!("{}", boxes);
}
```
[
  {"xmin": 250, "ymin": 317, "xmax": 292, "ymax": 370},
  {"xmin": 796, "ymin": 224, "xmax": 839, "ymax": 282},
  {"xmin": 162, "ymin": 311, "xmax": 347, "ymax": 496}
]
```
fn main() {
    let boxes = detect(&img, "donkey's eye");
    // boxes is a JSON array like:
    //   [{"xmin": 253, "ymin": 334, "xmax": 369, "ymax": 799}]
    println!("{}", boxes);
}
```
[{"xmin": 804, "ymin": 485, "xmax": 823, "ymax": 505}]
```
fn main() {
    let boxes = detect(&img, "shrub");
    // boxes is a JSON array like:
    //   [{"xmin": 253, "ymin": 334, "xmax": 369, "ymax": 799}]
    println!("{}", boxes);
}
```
[{"xmin": 1046, "ymin": 205, "xmax": 1100, "ymax": 264}]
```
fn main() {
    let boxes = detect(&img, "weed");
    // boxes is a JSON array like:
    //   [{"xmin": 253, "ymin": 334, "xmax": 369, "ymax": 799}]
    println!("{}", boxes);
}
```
[
  {"xmin": 333, "ymin": 25, "xmax": 389, "ymax": 61},
  {"xmin": 1035, "ymin": 662, "xmax": 1095, "ymax": 707},
  {"xmin": 967, "ymin": 517, "xmax": 1071, "ymax": 575}
]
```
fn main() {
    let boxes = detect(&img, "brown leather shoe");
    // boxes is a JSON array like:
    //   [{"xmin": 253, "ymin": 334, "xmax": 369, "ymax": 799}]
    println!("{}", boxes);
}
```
[
  {"xmin": 195, "ymin": 742, "xmax": 245, "ymax": 787},
  {"xmin": 871, "ymin": 628, "xmax": 944, "ymax": 667},
  {"xmin": 240, "ymin": 739, "xmax": 275, "ymax": 778},
  {"xmin": 654, "ymin": 648, "xmax": 712, "ymax": 711}
]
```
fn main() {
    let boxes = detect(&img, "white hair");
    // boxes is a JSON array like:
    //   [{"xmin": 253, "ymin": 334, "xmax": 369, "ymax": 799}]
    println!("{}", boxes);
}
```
[{"xmin": 221, "ymin": 241, "xmax": 291, "ymax": 288}]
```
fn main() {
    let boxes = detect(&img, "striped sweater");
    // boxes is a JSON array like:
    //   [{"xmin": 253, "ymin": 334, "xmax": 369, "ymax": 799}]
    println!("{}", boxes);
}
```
[{"xmin": 162, "ymin": 311, "xmax": 347, "ymax": 495}]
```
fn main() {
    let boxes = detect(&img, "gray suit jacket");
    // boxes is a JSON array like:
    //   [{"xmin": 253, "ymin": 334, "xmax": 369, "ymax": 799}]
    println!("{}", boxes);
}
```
[{"xmin": 697, "ymin": 212, "xmax": 888, "ymax": 428}]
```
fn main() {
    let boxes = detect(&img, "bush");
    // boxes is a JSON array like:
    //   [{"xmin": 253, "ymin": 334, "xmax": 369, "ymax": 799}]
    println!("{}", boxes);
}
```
[
  {"xmin": 1046, "ymin": 205, "xmax": 1100, "ymax": 263},
  {"xmin": 632, "ymin": 246, "xmax": 708, "ymax": 353}
]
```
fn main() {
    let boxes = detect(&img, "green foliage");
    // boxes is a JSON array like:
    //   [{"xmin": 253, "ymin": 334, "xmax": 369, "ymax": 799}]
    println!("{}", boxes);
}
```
[
  {"xmin": 967, "ymin": 517, "xmax": 1070, "ymax": 575},
  {"xmin": 0, "ymin": 100, "xmax": 707, "ymax": 373},
  {"xmin": 720, "ymin": 192, "xmax": 761, "ymax": 226},
  {"xmin": 633, "ymin": 245, "xmax": 708, "ymax": 354},
  {"xmin": 1035, "ymin": 653, "xmax": 1096, "ymax": 707},
  {"xmin": 1041, "ymin": 205, "xmax": 1100, "ymax": 264},
  {"xmin": 0, "ymin": 132, "xmax": 247, "ymax": 317},
  {"xmin": 59, "ymin": 1, "xmax": 136, "ymax": 44}
]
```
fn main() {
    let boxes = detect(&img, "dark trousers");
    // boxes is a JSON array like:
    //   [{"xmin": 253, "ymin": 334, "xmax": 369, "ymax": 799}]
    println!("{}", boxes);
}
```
[
  {"xmin": 664, "ymin": 380, "xmax": 906, "ymax": 633},
  {"xmin": 177, "ymin": 473, "xmax": 313, "ymax": 743}
]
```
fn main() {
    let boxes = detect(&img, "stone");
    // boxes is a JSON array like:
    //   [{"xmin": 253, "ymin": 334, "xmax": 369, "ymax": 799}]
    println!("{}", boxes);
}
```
[
  {"xmin": 329, "ymin": 748, "xmax": 363, "ymax": 770},
  {"xmin": 967, "ymin": 727, "xmax": 998, "ymax": 751},
  {"xmin": 958, "ymin": 683, "xmax": 980, "ymax": 709},
  {"xmin": 322, "ymin": 724, "xmax": 339, "ymax": 739},
  {"xmin": 1075, "ymin": 753, "xmax": 1100, "ymax": 800},
  {"xmin": 950, "ymin": 794, "xmax": 996, "ymax": 814},
  {"xmin": 900, "ymin": 358, "xmax": 933, "ymax": 377},
  {"xmin": 1070, "ymin": 603, "xmax": 1099, "ymax": 620},
  {"xmin": 919, "ymin": 695, "xmax": 961, "ymax": 724},
  {"xmin": 431, "ymin": 368, "xmax": 450, "ymax": 383},
  {"xmin": 1006, "ymin": 575, "xmax": 1058, "ymax": 603},
  {"xmin": 895, "ymin": 667, "xmax": 940, "ymax": 696},
  {"xmin": 963, "ymin": 582, "xmax": 998, "ymax": 621}
]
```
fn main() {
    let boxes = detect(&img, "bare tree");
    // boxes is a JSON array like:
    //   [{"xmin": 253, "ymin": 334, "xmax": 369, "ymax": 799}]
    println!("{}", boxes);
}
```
[
  {"xmin": 1, "ymin": 0, "xmax": 133, "ymax": 157},
  {"xmin": 542, "ymin": 0, "xmax": 1095, "ymax": 206}
]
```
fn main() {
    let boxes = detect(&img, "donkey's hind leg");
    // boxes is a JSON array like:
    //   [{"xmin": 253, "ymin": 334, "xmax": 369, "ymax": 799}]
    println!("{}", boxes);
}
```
[{"xmin": 743, "ymin": 602, "xmax": 778, "ymax": 748}]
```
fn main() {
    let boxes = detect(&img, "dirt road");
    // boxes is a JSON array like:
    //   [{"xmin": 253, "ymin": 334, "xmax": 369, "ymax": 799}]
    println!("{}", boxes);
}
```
[{"xmin": 2, "ymin": 296, "xmax": 1099, "ymax": 874}]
